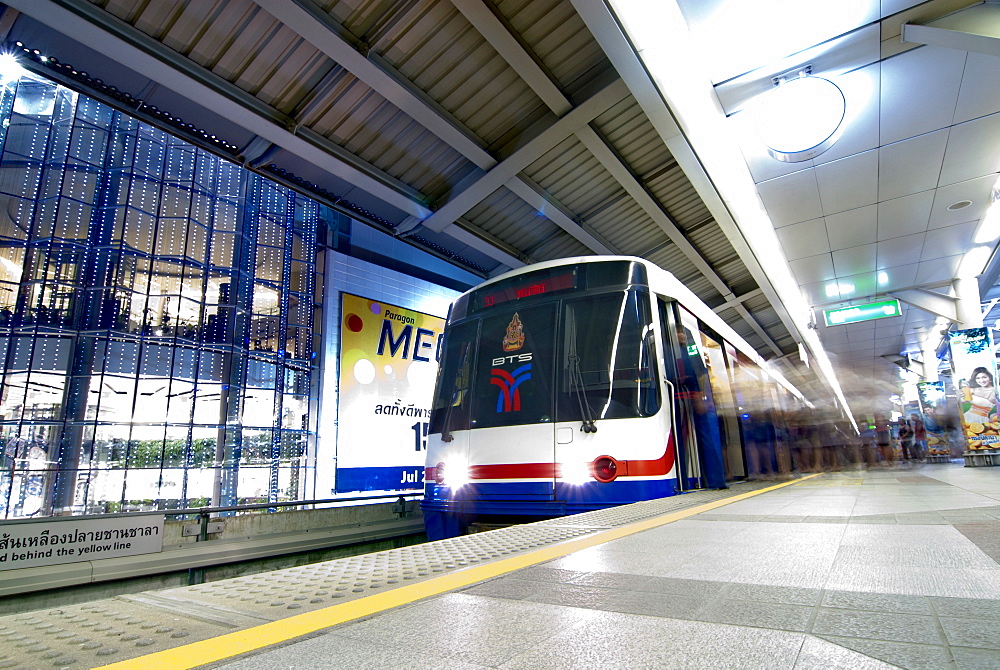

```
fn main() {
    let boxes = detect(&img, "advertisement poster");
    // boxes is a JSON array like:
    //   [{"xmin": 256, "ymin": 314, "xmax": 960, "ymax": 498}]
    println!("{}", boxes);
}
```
[
  {"xmin": 947, "ymin": 327, "xmax": 1000, "ymax": 450},
  {"xmin": 336, "ymin": 293, "xmax": 445, "ymax": 492},
  {"xmin": 916, "ymin": 382, "xmax": 949, "ymax": 455}
]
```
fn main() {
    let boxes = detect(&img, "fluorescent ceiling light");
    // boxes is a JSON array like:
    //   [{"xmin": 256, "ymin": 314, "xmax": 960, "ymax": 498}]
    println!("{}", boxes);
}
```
[
  {"xmin": 755, "ymin": 75, "xmax": 846, "ymax": 162},
  {"xmin": 824, "ymin": 281, "xmax": 855, "ymax": 297}
]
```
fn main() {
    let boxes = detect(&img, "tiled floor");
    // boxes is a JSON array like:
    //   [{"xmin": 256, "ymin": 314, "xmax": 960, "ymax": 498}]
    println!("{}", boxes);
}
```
[{"xmin": 216, "ymin": 463, "xmax": 1000, "ymax": 670}]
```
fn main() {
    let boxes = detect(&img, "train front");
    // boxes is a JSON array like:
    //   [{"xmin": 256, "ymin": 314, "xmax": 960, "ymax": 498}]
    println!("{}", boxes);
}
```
[{"xmin": 422, "ymin": 259, "xmax": 675, "ymax": 540}]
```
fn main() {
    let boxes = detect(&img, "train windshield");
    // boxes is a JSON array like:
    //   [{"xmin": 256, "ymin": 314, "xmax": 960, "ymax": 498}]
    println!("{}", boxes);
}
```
[{"xmin": 430, "ymin": 285, "xmax": 659, "ymax": 434}]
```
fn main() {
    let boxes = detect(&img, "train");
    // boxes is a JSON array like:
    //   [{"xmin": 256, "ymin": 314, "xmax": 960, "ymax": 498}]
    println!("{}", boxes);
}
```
[{"xmin": 422, "ymin": 256, "xmax": 808, "ymax": 539}]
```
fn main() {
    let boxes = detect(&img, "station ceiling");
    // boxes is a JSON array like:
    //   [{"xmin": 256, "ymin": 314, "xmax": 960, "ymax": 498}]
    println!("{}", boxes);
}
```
[{"xmin": 3, "ymin": 0, "xmax": 999, "ymax": 418}]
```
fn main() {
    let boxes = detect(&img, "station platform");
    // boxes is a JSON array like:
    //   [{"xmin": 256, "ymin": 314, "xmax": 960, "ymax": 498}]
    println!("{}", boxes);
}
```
[{"xmin": 2, "ymin": 461, "xmax": 999, "ymax": 669}]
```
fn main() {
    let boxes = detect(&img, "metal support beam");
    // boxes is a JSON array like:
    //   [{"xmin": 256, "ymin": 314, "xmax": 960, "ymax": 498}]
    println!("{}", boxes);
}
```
[
  {"xmin": 902, "ymin": 2, "xmax": 1000, "ymax": 57},
  {"xmin": 504, "ymin": 177, "xmax": 618, "ymax": 254},
  {"xmin": 413, "ymin": 78, "xmax": 629, "ymax": 233},
  {"xmin": 451, "ymin": 0, "xmax": 572, "ymax": 116},
  {"xmin": 253, "ymin": 0, "xmax": 494, "ymax": 168},
  {"xmin": 257, "ymin": 0, "xmax": 613, "ymax": 255},
  {"xmin": 573, "ymin": 0, "xmax": 804, "ymax": 358},
  {"xmin": 9, "ymin": 0, "xmax": 432, "ymax": 220},
  {"xmin": 891, "ymin": 289, "xmax": 958, "ymax": 322}
]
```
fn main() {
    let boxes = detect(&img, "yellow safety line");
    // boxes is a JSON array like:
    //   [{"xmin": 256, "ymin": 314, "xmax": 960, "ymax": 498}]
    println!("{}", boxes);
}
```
[{"xmin": 96, "ymin": 473, "xmax": 822, "ymax": 670}]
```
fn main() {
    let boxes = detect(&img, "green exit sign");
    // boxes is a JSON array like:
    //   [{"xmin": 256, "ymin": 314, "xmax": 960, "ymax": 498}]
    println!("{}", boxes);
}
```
[{"xmin": 823, "ymin": 299, "xmax": 901, "ymax": 326}]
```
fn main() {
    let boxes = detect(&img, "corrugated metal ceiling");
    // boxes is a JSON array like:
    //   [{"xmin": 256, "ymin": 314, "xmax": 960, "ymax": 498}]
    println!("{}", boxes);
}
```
[{"xmin": 6, "ymin": 0, "xmax": 808, "ymax": 365}]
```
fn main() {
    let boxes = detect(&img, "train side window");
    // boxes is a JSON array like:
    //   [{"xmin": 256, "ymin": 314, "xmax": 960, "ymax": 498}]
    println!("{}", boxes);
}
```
[
  {"xmin": 557, "ymin": 289, "xmax": 660, "ymax": 422},
  {"xmin": 428, "ymin": 319, "xmax": 479, "ymax": 436}
]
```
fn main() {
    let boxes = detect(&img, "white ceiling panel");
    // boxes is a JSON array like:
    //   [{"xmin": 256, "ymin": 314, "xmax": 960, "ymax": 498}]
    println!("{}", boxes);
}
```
[
  {"xmin": 815, "ymin": 150, "xmax": 879, "ymax": 216},
  {"xmin": 876, "ymin": 191, "xmax": 935, "ymax": 241},
  {"xmin": 832, "ymin": 244, "xmax": 877, "ymax": 276},
  {"xmin": 876, "ymin": 233, "xmax": 924, "ymax": 269},
  {"xmin": 877, "ymin": 262, "xmax": 918, "ymax": 291},
  {"xmin": 825, "ymin": 205, "xmax": 878, "ymax": 250},
  {"xmin": 830, "ymin": 270, "xmax": 880, "ymax": 297},
  {"xmin": 939, "ymin": 111, "xmax": 1000, "ymax": 187},
  {"xmin": 921, "ymin": 220, "xmax": 976, "ymax": 261},
  {"xmin": 880, "ymin": 0, "xmax": 930, "ymax": 17},
  {"xmin": 954, "ymin": 51, "xmax": 1000, "ymax": 124},
  {"xmin": 789, "ymin": 253, "xmax": 836, "ymax": 285},
  {"xmin": 877, "ymin": 129, "xmax": 949, "ymax": 202},
  {"xmin": 776, "ymin": 218, "xmax": 830, "ymax": 261},
  {"xmin": 914, "ymin": 254, "xmax": 962, "ymax": 284},
  {"xmin": 879, "ymin": 45, "xmax": 966, "ymax": 146},
  {"xmin": 757, "ymin": 168, "xmax": 823, "ymax": 227},
  {"xmin": 927, "ymin": 175, "xmax": 995, "ymax": 229},
  {"xmin": 801, "ymin": 281, "xmax": 837, "ymax": 306}
]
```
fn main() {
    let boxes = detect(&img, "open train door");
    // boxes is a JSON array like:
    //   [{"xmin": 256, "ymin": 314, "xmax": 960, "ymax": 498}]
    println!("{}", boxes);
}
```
[{"xmin": 657, "ymin": 299, "xmax": 727, "ymax": 491}]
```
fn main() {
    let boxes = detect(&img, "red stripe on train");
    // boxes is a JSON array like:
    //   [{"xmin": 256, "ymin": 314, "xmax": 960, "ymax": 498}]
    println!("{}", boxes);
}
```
[{"xmin": 426, "ymin": 435, "xmax": 676, "ymax": 481}]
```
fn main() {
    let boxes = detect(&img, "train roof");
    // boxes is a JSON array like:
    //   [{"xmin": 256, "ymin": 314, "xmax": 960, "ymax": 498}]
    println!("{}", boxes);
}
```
[{"xmin": 466, "ymin": 256, "xmax": 807, "ymax": 403}]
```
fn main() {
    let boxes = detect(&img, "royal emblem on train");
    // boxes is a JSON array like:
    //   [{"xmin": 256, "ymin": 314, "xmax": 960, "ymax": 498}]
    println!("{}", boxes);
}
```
[{"xmin": 502, "ymin": 313, "xmax": 525, "ymax": 351}]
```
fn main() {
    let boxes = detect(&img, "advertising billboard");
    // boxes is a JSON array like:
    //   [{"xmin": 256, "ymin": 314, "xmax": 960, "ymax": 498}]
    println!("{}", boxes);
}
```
[
  {"xmin": 948, "ymin": 327, "xmax": 1000, "ymax": 450},
  {"xmin": 336, "ymin": 293, "xmax": 445, "ymax": 491}
]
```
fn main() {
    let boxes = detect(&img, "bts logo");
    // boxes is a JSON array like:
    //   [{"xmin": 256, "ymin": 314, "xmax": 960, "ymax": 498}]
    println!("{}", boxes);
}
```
[{"xmin": 491, "ymin": 363, "xmax": 532, "ymax": 412}]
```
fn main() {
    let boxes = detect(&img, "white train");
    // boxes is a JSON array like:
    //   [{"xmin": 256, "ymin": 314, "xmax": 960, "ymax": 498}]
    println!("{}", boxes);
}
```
[{"xmin": 422, "ymin": 256, "xmax": 807, "ymax": 539}]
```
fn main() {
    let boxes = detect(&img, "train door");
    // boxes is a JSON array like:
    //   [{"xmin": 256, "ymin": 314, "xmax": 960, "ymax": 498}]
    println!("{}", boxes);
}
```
[
  {"xmin": 657, "ymin": 299, "xmax": 727, "ymax": 490},
  {"xmin": 699, "ymin": 333, "xmax": 745, "ymax": 480}
]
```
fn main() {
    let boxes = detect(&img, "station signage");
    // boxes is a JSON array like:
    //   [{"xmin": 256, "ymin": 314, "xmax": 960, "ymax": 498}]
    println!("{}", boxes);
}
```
[{"xmin": 823, "ymin": 299, "xmax": 901, "ymax": 327}]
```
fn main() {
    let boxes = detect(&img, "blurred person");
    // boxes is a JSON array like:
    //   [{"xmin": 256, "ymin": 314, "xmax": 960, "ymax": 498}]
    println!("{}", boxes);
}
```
[
  {"xmin": 910, "ymin": 413, "xmax": 926, "ymax": 459},
  {"xmin": 897, "ymin": 418, "xmax": 914, "ymax": 460},
  {"xmin": 874, "ymin": 413, "xmax": 893, "ymax": 464}
]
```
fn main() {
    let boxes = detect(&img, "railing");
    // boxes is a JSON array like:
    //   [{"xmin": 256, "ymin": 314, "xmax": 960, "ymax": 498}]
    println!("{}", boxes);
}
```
[{"xmin": 0, "ymin": 491, "xmax": 425, "ymax": 527}]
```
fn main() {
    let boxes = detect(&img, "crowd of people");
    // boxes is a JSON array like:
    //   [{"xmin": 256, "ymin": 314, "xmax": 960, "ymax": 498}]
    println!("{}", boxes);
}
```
[{"xmin": 762, "ymin": 410, "xmax": 931, "ymax": 475}]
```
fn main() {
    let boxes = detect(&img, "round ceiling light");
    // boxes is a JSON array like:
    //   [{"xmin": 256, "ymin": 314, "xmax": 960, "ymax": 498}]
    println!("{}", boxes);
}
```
[
  {"xmin": 755, "ymin": 75, "xmax": 846, "ymax": 163},
  {"xmin": 947, "ymin": 200, "xmax": 972, "ymax": 211}
]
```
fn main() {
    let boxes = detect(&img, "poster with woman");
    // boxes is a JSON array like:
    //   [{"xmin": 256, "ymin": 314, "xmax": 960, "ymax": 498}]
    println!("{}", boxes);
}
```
[{"xmin": 947, "ymin": 327, "xmax": 1000, "ymax": 450}]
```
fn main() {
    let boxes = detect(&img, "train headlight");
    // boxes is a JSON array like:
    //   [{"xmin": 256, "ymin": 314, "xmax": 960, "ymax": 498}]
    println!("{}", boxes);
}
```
[
  {"xmin": 591, "ymin": 456, "xmax": 619, "ymax": 483},
  {"xmin": 435, "ymin": 458, "xmax": 471, "ymax": 489},
  {"xmin": 560, "ymin": 460, "xmax": 591, "ymax": 485}
]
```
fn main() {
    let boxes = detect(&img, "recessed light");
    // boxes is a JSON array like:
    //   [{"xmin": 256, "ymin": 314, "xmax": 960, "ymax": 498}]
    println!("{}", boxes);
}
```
[{"xmin": 948, "ymin": 200, "xmax": 972, "ymax": 211}]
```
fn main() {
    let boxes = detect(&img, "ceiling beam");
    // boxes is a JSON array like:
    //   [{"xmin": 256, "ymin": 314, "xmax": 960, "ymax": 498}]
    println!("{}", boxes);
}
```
[
  {"xmin": 504, "ymin": 177, "xmax": 618, "ymax": 254},
  {"xmin": 8, "ymin": 0, "xmax": 433, "ymax": 220},
  {"xmin": 451, "ymin": 0, "xmax": 572, "ymax": 116},
  {"xmin": 451, "ymin": 0, "xmax": 746, "ymax": 309},
  {"xmin": 454, "ymin": 0, "xmax": 772, "ymax": 343},
  {"xmin": 902, "ymin": 2, "xmax": 1000, "ymax": 57},
  {"xmin": 712, "ymin": 288, "xmax": 763, "ymax": 312},
  {"xmin": 253, "ymin": 0, "xmax": 494, "ymax": 168},
  {"xmin": 572, "ymin": 0, "xmax": 802, "ymax": 355},
  {"xmin": 409, "ymin": 78, "xmax": 629, "ymax": 233},
  {"xmin": 256, "ymin": 0, "xmax": 612, "ymax": 255}
]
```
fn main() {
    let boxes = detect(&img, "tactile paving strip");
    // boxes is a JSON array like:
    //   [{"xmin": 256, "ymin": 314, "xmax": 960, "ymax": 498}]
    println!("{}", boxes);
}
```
[{"xmin": 0, "ymin": 482, "xmax": 779, "ymax": 669}]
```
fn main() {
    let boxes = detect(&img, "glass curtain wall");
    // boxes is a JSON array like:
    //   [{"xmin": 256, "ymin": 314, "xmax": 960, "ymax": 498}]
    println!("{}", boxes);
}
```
[{"xmin": 0, "ymin": 72, "xmax": 318, "ymax": 518}]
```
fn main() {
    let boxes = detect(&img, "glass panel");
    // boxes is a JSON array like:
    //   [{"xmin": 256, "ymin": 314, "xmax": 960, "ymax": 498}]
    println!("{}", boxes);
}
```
[
  {"xmin": 557, "ymin": 289, "xmax": 659, "ymax": 422},
  {"xmin": 0, "ymin": 73, "xmax": 318, "ymax": 517}
]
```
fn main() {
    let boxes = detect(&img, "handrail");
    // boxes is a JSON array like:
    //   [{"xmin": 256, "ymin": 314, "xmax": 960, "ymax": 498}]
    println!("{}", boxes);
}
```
[{"xmin": 0, "ymin": 491, "xmax": 425, "ymax": 525}]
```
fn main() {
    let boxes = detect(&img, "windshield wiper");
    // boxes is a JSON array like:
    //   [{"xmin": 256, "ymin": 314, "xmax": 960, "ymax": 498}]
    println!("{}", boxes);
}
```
[{"xmin": 568, "ymin": 353, "xmax": 597, "ymax": 433}]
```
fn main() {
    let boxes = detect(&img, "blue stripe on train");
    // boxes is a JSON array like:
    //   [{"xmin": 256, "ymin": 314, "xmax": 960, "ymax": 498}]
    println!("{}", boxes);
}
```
[{"xmin": 421, "ymin": 478, "xmax": 680, "ymax": 538}]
